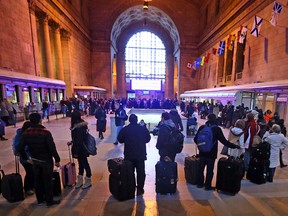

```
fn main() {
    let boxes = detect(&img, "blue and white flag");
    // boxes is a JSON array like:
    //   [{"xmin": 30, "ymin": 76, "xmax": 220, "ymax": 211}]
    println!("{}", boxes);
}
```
[
  {"xmin": 270, "ymin": 1, "xmax": 282, "ymax": 26},
  {"xmin": 251, "ymin": 16, "xmax": 263, "ymax": 37},
  {"xmin": 195, "ymin": 58, "xmax": 202, "ymax": 68},
  {"xmin": 217, "ymin": 41, "xmax": 225, "ymax": 55}
]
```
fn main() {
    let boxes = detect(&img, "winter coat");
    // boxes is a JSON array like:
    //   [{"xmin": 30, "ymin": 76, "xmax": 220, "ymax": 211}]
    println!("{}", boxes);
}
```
[
  {"xmin": 115, "ymin": 108, "xmax": 127, "ymax": 126},
  {"xmin": 95, "ymin": 106, "xmax": 107, "ymax": 132},
  {"xmin": 18, "ymin": 124, "xmax": 60, "ymax": 164},
  {"xmin": 13, "ymin": 128, "xmax": 32, "ymax": 164},
  {"xmin": 244, "ymin": 119, "xmax": 259, "ymax": 149},
  {"xmin": 71, "ymin": 121, "xmax": 89, "ymax": 158},
  {"xmin": 194, "ymin": 120, "xmax": 238, "ymax": 159},
  {"xmin": 227, "ymin": 127, "xmax": 245, "ymax": 157},
  {"xmin": 117, "ymin": 122, "xmax": 151, "ymax": 161},
  {"xmin": 156, "ymin": 119, "xmax": 176, "ymax": 157},
  {"xmin": 263, "ymin": 131, "xmax": 288, "ymax": 168},
  {"xmin": 169, "ymin": 109, "xmax": 183, "ymax": 131}
]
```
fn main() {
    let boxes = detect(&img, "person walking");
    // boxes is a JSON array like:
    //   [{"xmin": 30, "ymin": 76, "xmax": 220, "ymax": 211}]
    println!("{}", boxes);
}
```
[
  {"xmin": 13, "ymin": 121, "xmax": 34, "ymax": 196},
  {"xmin": 194, "ymin": 113, "xmax": 240, "ymax": 190},
  {"xmin": 117, "ymin": 114, "xmax": 151, "ymax": 196},
  {"xmin": 17, "ymin": 113, "xmax": 61, "ymax": 207},
  {"xmin": 70, "ymin": 110, "xmax": 92, "ymax": 189},
  {"xmin": 95, "ymin": 102, "xmax": 107, "ymax": 140},
  {"xmin": 113, "ymin": 103, "xmax": 127, "ymax": 145}
]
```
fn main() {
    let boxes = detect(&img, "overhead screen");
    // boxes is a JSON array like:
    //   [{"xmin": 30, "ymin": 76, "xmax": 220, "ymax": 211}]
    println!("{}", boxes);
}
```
[{"xmin": 131, "ymin": 79, "xmax": 162, "ymax": 91}]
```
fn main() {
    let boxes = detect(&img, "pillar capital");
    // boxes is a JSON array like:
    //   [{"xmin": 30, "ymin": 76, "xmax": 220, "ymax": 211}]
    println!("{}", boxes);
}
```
[
  {"xmin": 49, "ymin": 20, "xmax": 61, "ymax": 32},
  {"xmin": 36, "ymin": 11, "xmax": 49, "ymax": 24},
  {"xmin": 28, "ymin": 0, "xmax": 37, "ymax": 13},
  {"xmin": 60, "ymin": 29, "xmax": 71, "ymax": 41}
]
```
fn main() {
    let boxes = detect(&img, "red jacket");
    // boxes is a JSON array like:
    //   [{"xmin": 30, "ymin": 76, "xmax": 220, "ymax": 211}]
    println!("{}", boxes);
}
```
[{"xmin": 244, "ymin": 119, "xmax": 259, "ymax": 149}]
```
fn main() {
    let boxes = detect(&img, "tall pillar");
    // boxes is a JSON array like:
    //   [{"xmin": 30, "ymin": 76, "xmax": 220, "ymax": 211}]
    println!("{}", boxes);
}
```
[
  {"xmin": 52, "ymin": 24, "xmax": 64, "ymax": 81},
  {"xmin": 42, "ymin": 15, "xmax": 53, "ymax": 79},
  {"xmin": 61, "ymin": 29, "xmax": 72, "ymax": 97}
]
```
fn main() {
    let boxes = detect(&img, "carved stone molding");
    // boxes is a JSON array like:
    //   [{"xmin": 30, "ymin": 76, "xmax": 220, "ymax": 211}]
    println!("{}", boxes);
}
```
[
  {"xmin": 60, "ymin": 29, "xmax": 71, "ymax": 41},
  {"xmin": 35, "ymin": 11, "xmax": 49, "ymax": 24},
  {"xmin": 49, "ymin": 20, "xmax": 60, "ymax": 31},
  {"xmin": 28, "ymin": 0, "xmax": 36, "ymax": 13}
]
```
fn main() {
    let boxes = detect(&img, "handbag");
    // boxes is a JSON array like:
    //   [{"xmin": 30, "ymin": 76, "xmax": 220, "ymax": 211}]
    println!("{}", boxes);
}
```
[
  {"xmin": 220, "ymin": 145, "xmax": 229, "ymax": 156},
  {"xmin": 83, "ymin": 132, "xmax": 97, "ymax": 156}
]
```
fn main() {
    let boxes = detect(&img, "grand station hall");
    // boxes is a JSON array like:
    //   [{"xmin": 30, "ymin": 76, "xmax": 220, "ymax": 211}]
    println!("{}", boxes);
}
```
[{"xmin": 1, "ymin": 0, "xmax": 288, "ymax": 215}]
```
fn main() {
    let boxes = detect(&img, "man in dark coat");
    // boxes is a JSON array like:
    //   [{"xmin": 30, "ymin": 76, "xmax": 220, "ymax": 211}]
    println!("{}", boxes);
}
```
[
  {"xmin": 169, "ymin": 109, "xmax": 183, "ymax": 131},
  {"xmin": 117, "ymin": 114, "xmax": 151, "ymax": 196},
  {"xmin": 95, "ymin": 102, "xmax": 107, "ymax": 140},
  {"xmin": 114, "ymin": 103, "xmax": 127, "ymax": 145},
  {"xmin": 194, "ymin": 113, "xmax": 239, "ymax": 190},
  {"xmin": 156, "ymin": 112, "xmax": 178, "ymax": 162},
  {"xmin": 18, "ymin": 113, "xmax": 61, "ymax": 207}
]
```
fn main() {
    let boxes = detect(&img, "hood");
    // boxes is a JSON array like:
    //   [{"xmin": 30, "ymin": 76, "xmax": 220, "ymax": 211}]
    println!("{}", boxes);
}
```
[
  {"xmin": 71, "ymin": 121, "xmax": 88, "ymax": 131},
  {"xmin": 163, "ymin": 119, "xmax": 175, "ymax": 128},
  {"xmin": 230, "ymin": 127, "xmax": 244, "ymax": 136}
]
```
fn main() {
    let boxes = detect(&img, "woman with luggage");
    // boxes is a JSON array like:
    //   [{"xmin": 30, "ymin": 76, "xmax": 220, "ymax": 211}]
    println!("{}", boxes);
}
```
[
  {"xmin": 70, "ymin": 111, "xmax": 92, "ymax": 189},
  {"xmin": 227, "ymin": 119, "xmax": 246, "ymax": 158},
  {"xmin": 262, "ymin": 124, "xmax": 288, "ymax": 182}
]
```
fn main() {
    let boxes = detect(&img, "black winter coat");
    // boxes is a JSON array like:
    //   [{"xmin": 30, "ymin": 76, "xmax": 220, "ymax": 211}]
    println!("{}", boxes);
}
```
[
  {"xmin": 117, "ymin": 122, "xmax": 151, "ymax": 161},
  {"xmin": 71, "ymin": 121, "xmax": 89, "ymax": 158},
  {"xmin": 194, "ymin": 121, "xmax": 237, "ymax": 159},
  {"xmin": 95, "ymin": 107, "xmax": 107, "ymax": 132},
  {"xmin": 18, "ymin": 124, "xmax": 60, "ymax": 164},
  {"xmin": 156, "ymin": 120, "xmax": 176, "ymax": 157}
]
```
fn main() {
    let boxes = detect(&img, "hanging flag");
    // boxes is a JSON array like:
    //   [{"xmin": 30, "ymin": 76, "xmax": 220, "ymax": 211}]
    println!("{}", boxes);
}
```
[
  {"xmin": 212, "ymin": 48, "xmax": 217, "ymax": 55},
  {"xmin": 218, "ymin": 41, "xmax": 225, "ymax": 55},
  {"xmin": 204, "ymin": 52, "xmax": 210, "ymax": 63},
  {"xmin": 270, "ymin": 1, "xmax": 282, "ymax": 26},
  {"xmin": 195, "ymin": 58, "xmax": 202, "ymax": 68},
  {"xmin": 227, "ymin": 35, "xmax": 236, "ymax": 50},
  {"xmin": 239, "ymin": 26, "xmax": 248, "ymax": 43},
  {"xmin": 251, "ymin": 16, "xmax": 263, "ymax": 37},
  {"xmin": 200, "ymin": 56, "xmax": 205, "ymax": 66},
  {"xmin": 192, "ymin": 61, "xmax": 197, "ymax": 70},
  {"xmin": 187, "ymin": 62, "xmax": 192, "ymax": 69}
]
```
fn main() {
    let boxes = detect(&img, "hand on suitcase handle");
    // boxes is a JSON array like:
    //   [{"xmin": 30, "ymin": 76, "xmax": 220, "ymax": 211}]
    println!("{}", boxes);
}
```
[{"xmin": 55, "ymin": 162, "xmax": 60, "ymax": 168}]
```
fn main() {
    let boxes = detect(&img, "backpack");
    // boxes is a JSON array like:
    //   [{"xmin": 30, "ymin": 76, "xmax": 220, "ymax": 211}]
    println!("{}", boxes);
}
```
[
  {"xmin": 164, "ymin": 125, "xmax": 185, "ymax": 153},
  {"xmin": 84, "ymin": 132, "xmax": 97, "ymax": 156},
  {"xmin": 196, "ymin": 125, "xmax": 217, "ymax": 152}
]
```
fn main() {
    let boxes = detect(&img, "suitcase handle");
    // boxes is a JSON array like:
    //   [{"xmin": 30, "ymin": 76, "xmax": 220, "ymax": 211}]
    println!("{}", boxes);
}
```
[
  {"xmin": 15, "ymin": 156, "xmax": 20, "ymax": 174},
  {"xmin": 68, "ymin": 145, "xmax": 74, "ymax": 164}
]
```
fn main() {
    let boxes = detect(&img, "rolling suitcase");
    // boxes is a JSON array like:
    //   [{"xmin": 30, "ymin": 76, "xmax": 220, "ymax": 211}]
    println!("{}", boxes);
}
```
[
  {"xmin": 52, "ymin": 170, "xmax": 61, "ymax": 196},
  {"xmin": 246, "ymin": 157, "xmax": 270, "ymax": 184},
  {"xmin": 61, "ymin": 145, "xmax": 76, "ymax": 188},
  {"xmin": 108, "ymin": 157, "xmax": 135, "ymax": 201},
  {"xmin": 155, "ymin": 161, "xmax": 178, "ymax": 194},
  {"xmin": 184, "ymin": 145, "xmax": 200, "ymax": 185},
  {"xmin": 251, "ymin": 141, "xmax": 270, "ymax": 160},
  {"xmin": 1, "ymin": 157, "xmax": 24, "ymax": 202},
  {"xmin": 216, "ymin": 157, "xmax": 244, "ymax": 195}
]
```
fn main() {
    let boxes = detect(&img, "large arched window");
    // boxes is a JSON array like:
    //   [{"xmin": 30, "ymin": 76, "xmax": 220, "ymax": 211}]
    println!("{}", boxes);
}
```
[{"xmin": 125, "ymin": 31, "xmax": 166, "ymax": 91}]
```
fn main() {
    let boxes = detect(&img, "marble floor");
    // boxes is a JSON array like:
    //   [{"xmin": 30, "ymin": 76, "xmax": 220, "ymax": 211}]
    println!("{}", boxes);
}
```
[{"xmin": 0, "ymin": 113, "xmax": 288, "ymax": 216}]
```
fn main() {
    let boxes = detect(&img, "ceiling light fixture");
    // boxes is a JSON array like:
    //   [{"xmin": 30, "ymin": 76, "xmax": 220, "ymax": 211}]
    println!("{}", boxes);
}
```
[{"xmin": 143, "ymin": 0, "xmax": 148, "ymax": 10}]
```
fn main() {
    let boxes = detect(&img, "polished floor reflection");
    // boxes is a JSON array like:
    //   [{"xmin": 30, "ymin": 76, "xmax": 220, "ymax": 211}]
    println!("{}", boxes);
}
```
[{"xmin": 0, "ymin": 114, "xmax": 288, "ymax": 216}]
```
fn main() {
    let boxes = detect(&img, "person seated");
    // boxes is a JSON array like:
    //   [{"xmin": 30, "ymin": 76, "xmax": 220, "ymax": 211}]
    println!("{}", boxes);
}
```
[{"xmin": 187, "ymin": 114, "xmax": 198, "ymax": 135}]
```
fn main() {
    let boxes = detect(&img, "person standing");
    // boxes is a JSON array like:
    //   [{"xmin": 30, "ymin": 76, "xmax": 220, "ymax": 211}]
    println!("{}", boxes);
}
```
[
  {"xmin": 70, "ymin": 110, "xmax": 92, "ymax": 189},
  {"xmin": 95, "ymin": 102, "xmax": 107, "ymax": 140},
  {"xmin": 13, "ymin": 121, "xmax": 34, "ymax": 196},
  {"xmin": 169, "ymin": 109, "xmax": 183, "ymax": 132},
  {"xmin": 41, "ymin": 100, "xmax": 49, "ymax": 121},
  {"xmin": 17, "ymin": 113, "xmax": 61, "ymax": 207},
  {"xmin": 117, "ymin": 114, "xmax": 151, "ymax": 195},
  {"xmin": 114, "ymin": 103, "xmax": 127, "ymax": 145},
  {"xmin": 194, "ymin": 113, "xmax": 239, "ymax": 190},
  {"xmin": 262, "ymin": 124, "xmax": 288, "ymax": 182},
  {"xmin": 156, "ymin": 112, "xmax": 177, "ymax": 162}
]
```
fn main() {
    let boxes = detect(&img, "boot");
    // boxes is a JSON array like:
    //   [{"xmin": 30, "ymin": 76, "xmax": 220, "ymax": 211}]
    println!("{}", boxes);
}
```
[
  {"xmin": 75, "ymin": 175, "xmax": 83, "ymax": 189},
  {"xmin": 82, "ymin": 177, "xmax": 92, "ymax": 189}
]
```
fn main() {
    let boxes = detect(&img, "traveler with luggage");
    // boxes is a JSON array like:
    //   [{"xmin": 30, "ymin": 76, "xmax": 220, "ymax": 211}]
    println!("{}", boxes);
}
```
[
  {"xmin": 262, "ymin": 124, "xmax": 288, "ymax": 182},
  {"xmin": 95, "ymin": 101, "xmax": 107, "ymax": 140},
  {"xmin": 17, "ymin": 113, "xmax": 61, "ymax": 207},
  {"xmin": 194, "ymin": 113, "xmax": 240, "ymax": 191},
  {"xmin": 113, "ymin": 103, "xmax": 128, "ymax": 145},
  {"xmin": 117, "ymin": 114, "xmax": 151, "ymax": 196},
  {"xmin": 70, "ymin": 110, "xmax": 92, "ymax": 189}
]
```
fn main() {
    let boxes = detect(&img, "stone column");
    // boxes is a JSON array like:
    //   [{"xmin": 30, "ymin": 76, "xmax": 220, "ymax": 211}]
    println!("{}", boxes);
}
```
[
  {"xmin": 52, "ymin": 24, "xmax": 64, "ymax": 81},
  {"xmin": 42, "ymin": 15, "xmax": 53, "ymax": 79},
  {"xmin": 61, "ymin": 29, "xmax": 72, "ymax": 97}
]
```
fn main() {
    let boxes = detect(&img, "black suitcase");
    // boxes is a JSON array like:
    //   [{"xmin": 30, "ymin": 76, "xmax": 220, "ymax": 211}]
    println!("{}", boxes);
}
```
[
  {"xmin": 1, "ymin": 158, "xmax": 24, "ymax": 202},
  {"xmin": 107, "ymin": 158, "xmax": 135, "ymax": 201},
  {"xmin": 216, "ymin": 157, "xmax": 244, "ymax": 195},
  {"xmin": 246, "ymin": 157, "xmax": 270, "ymax": 184},
  {"xmin": 0, "ymin": 168, "xmax": 4, "ymax": 194},
  {"xmin": 251, "ymin": 141, "xmax": 270, "ymax": 160},
  {"xmin": 155, "ymin": 161, "xmax": 178, "ymax": 194},
  {"xmin": 52, "ymin": 171, "xmax": 61, "ymax": 196},
  {"xmin": 184, "ymin": 155, "xmax": 199, "ymax": 185}
]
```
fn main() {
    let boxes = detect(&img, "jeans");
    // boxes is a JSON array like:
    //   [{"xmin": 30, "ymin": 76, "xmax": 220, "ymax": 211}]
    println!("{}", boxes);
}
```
[
  {"xmin": 129, "ymin": 160, "xmax": 146, "ymax": 191},
  {"xmin": 21, "ymin": 162, "xmax": 34, "ymax": 192},
  {"xmin": 115, "ymin": 125, "xmax": 123, "ymax": 142},
  {"xmin": 244, "ymin": 149, "xmax": 251, "ymax": 171},
  {"xmin": 268, "ymin": 167, "xmax": 276, "ymax": 182},
  {"xmin": 77, "ymin": 157, "xmax": 91, "ymax": 177},
  {"xmin": 197, "ymin": 157, "xmax": 216, "ymax": 188}
]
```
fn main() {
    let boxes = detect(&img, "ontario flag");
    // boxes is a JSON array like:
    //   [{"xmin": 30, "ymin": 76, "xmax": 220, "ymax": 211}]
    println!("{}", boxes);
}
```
[
  {"xmin": 212, "ymin": 47, "xmax": 217, "ymax": 55},
  {"xmin": 251, "ymin": 16, "xmax": 263, "ymax": 37},
  {"xmin": 218, "ymin": 41, "xmax": 225, "ymax": 55},
  {"xmin": 187, "ymin": 62, "xmax": 192, "ymax": 69},
  {"xmin": 204, "ymin": 52, "xmax": 210, "ymax": 63},
  {"xmin": 239, "ymin": 26, "xmax": 248, "ymax": 43},
  {"xmin": 270, "ymin": 1, "xmax": 282, "ymax": 26}
]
